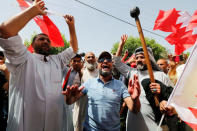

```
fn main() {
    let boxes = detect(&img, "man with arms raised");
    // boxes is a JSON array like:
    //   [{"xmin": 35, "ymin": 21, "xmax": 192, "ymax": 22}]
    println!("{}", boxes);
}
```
[
  {"xmin": 114, "ymin": 35, "xmax": 173, "ymax": 131},
  {"xmin": 0, "ymin": 0, "xmax": 78, "ymax": 130}
]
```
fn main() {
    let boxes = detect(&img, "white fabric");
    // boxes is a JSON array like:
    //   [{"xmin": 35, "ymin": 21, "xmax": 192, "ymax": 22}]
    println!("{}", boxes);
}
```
[
  {"xmin": 176, "ymin": 64, "xmax": 185, "ymax": 79},
  {"xmin": 176, "ymin": 11, "xmax": 191, "ymax": 30},
  {"xmin": 113, "ymin": 56, "xmax": 172, "ymax": 131},
  {"xmin": 81, "ymin": 68, "xmax": 99, "ymax": 83},
  {"xmin": 169, "ymin": 43, "xmax": 197, "ymax": 127},
  {"xmin": 73, "ymin": 67, "xmax": 98, "ymax": 131},
  {"xmin": 0, "ymin": 35, "xmax": 76, "ymax": 131}
]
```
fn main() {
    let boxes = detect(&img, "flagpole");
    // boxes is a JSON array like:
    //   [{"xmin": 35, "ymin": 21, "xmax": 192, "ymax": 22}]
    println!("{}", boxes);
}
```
[{"xmin": 157, "ymin": 114, "xmax": 165, "ymax": 131}]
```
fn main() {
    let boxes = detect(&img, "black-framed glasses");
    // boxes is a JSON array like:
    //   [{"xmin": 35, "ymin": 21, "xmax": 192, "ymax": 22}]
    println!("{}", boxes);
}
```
[{"xmin": 98, "ymin": 58, "xmax": 112, "ymax": 63}]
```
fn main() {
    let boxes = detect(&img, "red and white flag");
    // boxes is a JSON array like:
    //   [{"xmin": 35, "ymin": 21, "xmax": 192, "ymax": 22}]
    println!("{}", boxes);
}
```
[
  {"xmin": 154, "ymin": 9, "xmax": 197, "ymax": 55},
  {"xmin": 153, "ymin": 8, "xmax": 180, "ymax": 33},
  {"xmin": 168, "ymin": 42, "xmax": 197, "ymax": 130},
  {"xmin": 16, "ymin": 0, "xmax": 64, "ymax": 51}
]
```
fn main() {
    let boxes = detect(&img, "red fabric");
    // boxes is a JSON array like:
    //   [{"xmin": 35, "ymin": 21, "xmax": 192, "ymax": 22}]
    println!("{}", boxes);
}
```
[
  {"xmin": 125, "ymin": 54, "xmax": 135, "ymax": 63},
  {"xmin": 188, "ymin": 107, "xmax": 197, "ymax": 119},
  {"xmin": 185, "ymin": 121, "xmax": 197, "ymax": 131},
  {"xmin": 165, "ymin": 26, "xmax": 197, "ymax": 55},
  {"xmin": 154, "ymin": 8, "xmax": 197, "ymax": 55},
  {"xmin": 33, "ymin": 16, "xmax": 64, "ymax": 47},
  {"xmin": 188, "ymin": 10, "xmax": 197, "ymax": 30},
  {"xmin": 153, "ymin": 8, "xmax": 180, "ymax": 32},
  {"xmin": 16, "ymin": 0, "xmax": 64, "ymax": 48},
  {"xmin": 42, "ymin": 16, "xmax": 64, "ymax": 47},
  {"xmin": 27, "ymin": 45, "xmax": 34, "ymax": 53},
  {"xmin": 62, "ymin": 68, "xmax": 72, "ymax": 90},
  {"xmin": 16, "ymin": 0, "xmax": 29, "ymax": 9},
  {"xmin": 121, "ymin": 53, "xmax": 128, "ymax": 63}
]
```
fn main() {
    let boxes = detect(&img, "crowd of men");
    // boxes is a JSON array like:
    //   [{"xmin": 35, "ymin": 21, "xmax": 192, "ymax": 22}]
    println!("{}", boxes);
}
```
[{"xmin": 0, "ymin": 0, "xmax": 193, "ymax": 131}]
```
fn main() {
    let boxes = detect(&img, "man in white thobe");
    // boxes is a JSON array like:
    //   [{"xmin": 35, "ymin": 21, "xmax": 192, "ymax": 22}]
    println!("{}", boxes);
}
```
[{"xmin": 0, "ymin": 1, "xmax": 78, "ymax": 131}]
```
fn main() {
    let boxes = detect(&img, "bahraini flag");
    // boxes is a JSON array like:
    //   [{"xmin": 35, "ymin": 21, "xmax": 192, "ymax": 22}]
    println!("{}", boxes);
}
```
[{"xmin": 168, "ymin": 42, "xmax": 197, "ymax": 130}]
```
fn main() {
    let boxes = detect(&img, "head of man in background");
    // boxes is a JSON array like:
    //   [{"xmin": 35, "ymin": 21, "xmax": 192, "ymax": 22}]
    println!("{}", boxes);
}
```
[
  {"xmin": 134, "ymin": 47, "xmax": 160, "ymax": 71},
  {"xmin": 84, "ymin": 52, "xmax": 97, "ymax": 71},
  {"xmin": 70, "ymin": 54, "xmax": 83, "ymax": 72},
  {"xmin": 157, "ymin": 58, "xmax": 168, "ymax": 74}
]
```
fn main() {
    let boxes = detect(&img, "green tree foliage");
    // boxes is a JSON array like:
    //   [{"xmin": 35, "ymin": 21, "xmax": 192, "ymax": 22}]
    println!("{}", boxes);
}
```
[
  {"xmin": 111, "ymin": 36, "xmax": 168, "ymax": 61},
  {"xmin": 24, "ymin": 32, "xmax": 70, "ymax": 54}
]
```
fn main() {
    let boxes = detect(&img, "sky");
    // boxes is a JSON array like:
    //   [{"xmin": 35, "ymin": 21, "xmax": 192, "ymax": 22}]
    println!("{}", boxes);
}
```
[{"xmin": 0, "ymin": 0, "xmax": 196, "ymax": 57}]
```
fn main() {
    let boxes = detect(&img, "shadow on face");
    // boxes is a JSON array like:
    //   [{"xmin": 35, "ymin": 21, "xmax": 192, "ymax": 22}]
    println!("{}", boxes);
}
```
[{"xmin": 32, "ymin": 34, "xmax": 51, "ymax": 56}]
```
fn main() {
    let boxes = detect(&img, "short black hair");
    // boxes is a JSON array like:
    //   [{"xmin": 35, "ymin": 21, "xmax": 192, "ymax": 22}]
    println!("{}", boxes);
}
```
[
  {"xmin": 32, "ymin": 33, "xmax": 49, "ymax": 43},
  {"xmin": 72, "ymin": 54, "xmax": 82, "ymax": 60}
]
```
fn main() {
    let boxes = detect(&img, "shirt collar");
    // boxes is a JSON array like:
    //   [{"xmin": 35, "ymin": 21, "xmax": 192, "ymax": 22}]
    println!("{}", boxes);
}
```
[
  {"xmin": 33, "ymin": 53, "xmax": 50, "ymax": 62},
  {"xmin": 96, "ymin": 75, "xmax": 114, "ymax": 84}
]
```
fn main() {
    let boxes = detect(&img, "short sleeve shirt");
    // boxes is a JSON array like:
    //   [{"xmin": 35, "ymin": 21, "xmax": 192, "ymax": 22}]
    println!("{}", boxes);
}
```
[{"xmin": 82, "ymin": 77, "xmax": 130, "ymax": 131}]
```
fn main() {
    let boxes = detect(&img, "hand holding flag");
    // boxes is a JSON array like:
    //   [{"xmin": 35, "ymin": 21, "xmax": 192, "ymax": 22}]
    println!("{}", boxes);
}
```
[
  {"xmin": 16, "ymin": 0, "xmax": 65, "ymax": 49},
  {"xmin": 32, "ymin": 0, "xmax": 47, "ymax": 15}
]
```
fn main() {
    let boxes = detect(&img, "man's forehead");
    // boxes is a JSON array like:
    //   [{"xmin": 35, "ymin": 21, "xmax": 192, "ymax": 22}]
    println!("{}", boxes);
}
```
[
  {"xmin": 136, "ymin": 53, "xmax": 144, "ymax": 57},
  {"xmin": 72, "ymin": 57, "xmax": 81, "ymax": 61},
  {"xmin": 86, "ymin": 52, "xmax": 95, "ymax": 57},
  {"xmin": 37, "ymin": 34, "xmax": 49, "ymax": 38},
  {"xmin": 157, "ymin": 59, "xmax": 167, "ymax": 64}
]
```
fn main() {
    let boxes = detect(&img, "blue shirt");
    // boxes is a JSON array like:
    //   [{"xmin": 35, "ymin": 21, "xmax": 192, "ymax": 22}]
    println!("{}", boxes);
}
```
[{"xmin": 82, "ymin": 77, "xmax": 130, "ymax": 131}]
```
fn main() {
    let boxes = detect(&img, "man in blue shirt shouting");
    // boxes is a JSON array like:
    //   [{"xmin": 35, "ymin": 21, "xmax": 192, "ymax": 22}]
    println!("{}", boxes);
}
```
[{"xmin": 63, "ymin": 51, "xmax": 141, "ymax": 131}]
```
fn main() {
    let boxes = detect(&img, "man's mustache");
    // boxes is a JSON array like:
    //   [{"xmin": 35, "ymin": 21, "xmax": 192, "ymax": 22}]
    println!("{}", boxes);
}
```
[{"xmin": 137, "ymin": 61, "xmax": 144, "ymax": 65}]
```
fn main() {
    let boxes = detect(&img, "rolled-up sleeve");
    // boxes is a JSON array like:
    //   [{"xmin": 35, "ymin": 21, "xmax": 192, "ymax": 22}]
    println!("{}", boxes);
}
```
[
  {"xmin": 122, "ymin": 85, "xmax": 130, "ymax": 99},
  {"xmin": 57, "ymin": 47, "xmax": 76, "ymax": 68},
  {"xmin": 0, "ymin": 35, "xmax": 28, "ymax": 65},
  {"xmin": 113, "ymin": 56, "xmax": 131, "ymax": 78}
]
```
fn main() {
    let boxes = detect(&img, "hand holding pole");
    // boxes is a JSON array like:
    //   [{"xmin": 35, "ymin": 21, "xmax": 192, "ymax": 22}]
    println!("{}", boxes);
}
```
[{"xmin": 130, "ymin": 7, "xmax": 159, "ymax": 106}]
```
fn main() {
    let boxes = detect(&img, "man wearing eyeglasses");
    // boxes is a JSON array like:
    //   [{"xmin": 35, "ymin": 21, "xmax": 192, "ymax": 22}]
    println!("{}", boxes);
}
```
[{"xmin": 63, "ymin": 51, "xmax": 141, "ymax": 131}]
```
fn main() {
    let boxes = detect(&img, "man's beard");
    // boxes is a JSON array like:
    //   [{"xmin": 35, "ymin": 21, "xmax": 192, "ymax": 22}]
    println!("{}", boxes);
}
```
[
  {"xmin": 136, "ymin": 62, "xmax": 147, "ymax": 71},
  {"xmin": 34, "ymin": 45, "xmax": 51, "ymax": 56},
  {"xmin": 99, "ymin": 69, "xmax": 112, "ymax": 77},
  {"xmin": 85, "ymin": 61, "xmax": 97, "ymax": 71}
]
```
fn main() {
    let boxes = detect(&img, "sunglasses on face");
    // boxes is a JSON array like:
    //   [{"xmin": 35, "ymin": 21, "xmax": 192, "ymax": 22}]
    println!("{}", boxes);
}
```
[{"xmin": 98, "ymin": 58, "xmax": 112, "ymax": 63}]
